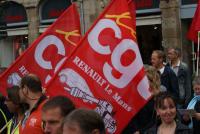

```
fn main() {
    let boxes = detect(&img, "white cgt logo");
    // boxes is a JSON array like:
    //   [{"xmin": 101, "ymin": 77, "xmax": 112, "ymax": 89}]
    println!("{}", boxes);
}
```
[
  {"xmin": 88, "ymin": 19, "xmax": 151, "ymax": 100},
  {"xmin": 34, "ymin": 35, "xmax": 67, "ymax": 83}
]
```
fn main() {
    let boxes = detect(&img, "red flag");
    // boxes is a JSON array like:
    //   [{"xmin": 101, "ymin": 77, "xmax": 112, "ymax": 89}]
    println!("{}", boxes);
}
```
[
  {"xmin": 45, "ymin": 0, "xmax": 151, "ymax": 133},
  {"xmin": 0, "ymin": 3, "xmax": 81, "ymax": 96},
  {"xmin": 128, "ymin": 0, "xmax": 136, "ymax": 30},
  {"xmin": 187, "ymin": 0, "xmax": 200, "ymax": 43}
]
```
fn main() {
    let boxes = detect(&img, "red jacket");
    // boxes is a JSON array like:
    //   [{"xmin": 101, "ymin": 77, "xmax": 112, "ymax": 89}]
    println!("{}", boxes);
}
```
[{"xmin": 20, "ymin": 95, "xmax": 47, "ymax": 134}]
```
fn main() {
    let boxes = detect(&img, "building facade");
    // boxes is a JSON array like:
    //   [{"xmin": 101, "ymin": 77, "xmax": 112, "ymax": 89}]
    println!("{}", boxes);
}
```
[{"xmin": 0, "ymin": 0, "xmax": 197, "ymax": 74}]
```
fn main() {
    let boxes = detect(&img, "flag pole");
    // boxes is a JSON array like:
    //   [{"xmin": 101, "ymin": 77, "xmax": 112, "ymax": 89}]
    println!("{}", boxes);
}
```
[
  {"xmin": 79, "ymin": 0, "xmax": 86, "ymax": 34},
  {"xmin": 192, "ymin": 41, "xmax": 196, "ymax": 75},
  {"xmin": 72, "ymin": 0, "xmax": 85, "ymax": 34},
  {"xmin": 196, "ymin": 31, "xmax": 200, "ymax": 76}
]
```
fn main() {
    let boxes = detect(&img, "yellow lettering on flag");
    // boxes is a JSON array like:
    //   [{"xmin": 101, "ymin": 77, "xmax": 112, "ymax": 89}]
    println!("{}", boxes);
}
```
[
  {"xmin": 56, "ymin": 29, "xmax": 80, "ymax": 46},
  {"xmin": 105, "ymin": 12, "xmax": 136, "ymax": 39}
]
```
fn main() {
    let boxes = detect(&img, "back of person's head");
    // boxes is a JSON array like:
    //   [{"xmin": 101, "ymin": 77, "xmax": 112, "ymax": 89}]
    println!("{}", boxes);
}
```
[
  {"xmin": 7, "ymin": 86, "xmax": 20, "ymax": 105},
  {"xmin": 154, "ymin": 91, "xmax": 176, "ymax": 109},
  {"xmin": 42, "ymin": 96, "xmax": 75, "ymax": 117},
  {"xmin": 20, "ymin": 74, "xmax": 42, "ymax": 93},
  {"xmin": 63, "ymin": 108, "xmax": 106, "ymax": 134},
  {"xmin": 6, "ymin": 86, "xmax": 29, "ymax": 113},
  {"xmin": 144, "ymin": 65, "xmax": 161, "ymax": 95}
]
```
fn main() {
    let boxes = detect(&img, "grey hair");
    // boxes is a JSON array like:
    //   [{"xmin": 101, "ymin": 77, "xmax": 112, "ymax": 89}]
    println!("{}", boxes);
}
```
[{"xmin": 192, "ymin": 76, "xmax": 200, "ymax": 86}]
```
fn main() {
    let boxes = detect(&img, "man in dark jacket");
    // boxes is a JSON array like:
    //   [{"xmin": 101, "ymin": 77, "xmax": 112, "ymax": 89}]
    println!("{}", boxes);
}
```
[
  {"xmin": 167, "ymin": 47, "xmax": 192, "ymax": 107},
  {"xmin": 151, "ymin": 50, "xmax": 179, "ymax": 99}
]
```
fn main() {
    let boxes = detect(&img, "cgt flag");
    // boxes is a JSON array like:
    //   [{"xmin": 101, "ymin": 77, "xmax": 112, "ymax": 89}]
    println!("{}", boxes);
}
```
[
  {"xmin": 0, "ymin": 3, "xmax": 81, "ymax": 96},
  {"xmin": 45, "ymin": 0, "xmax": 151, "ymax": 133},
  {"xmin": 187, "ymin": 0, "xmax": 200, "ymax": 43}
]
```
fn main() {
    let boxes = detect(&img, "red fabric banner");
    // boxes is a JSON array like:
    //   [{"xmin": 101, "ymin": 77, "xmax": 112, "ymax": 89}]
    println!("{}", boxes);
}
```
[
  {"xmin": 187, "ymin": 0, "xmax": 200, "ymax": 43},
  {"xmin": 0, "ymin": 3, "xmax": 81, "ymax": 96},
  {"xmin": 45, "ymin": 0, "xmax": 151, "ymax": 133}
]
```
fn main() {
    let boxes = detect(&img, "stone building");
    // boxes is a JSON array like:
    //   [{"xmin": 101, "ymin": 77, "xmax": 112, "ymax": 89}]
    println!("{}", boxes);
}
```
[{"xmin": 0, "ymin": 0, "xmax": 197, "ymax": 74}]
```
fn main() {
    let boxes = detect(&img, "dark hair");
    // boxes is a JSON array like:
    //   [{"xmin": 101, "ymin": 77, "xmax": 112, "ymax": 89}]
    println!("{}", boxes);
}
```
[
  {"xmin": 7, "ymin": 86, "xmax": 20, "ymax": 105},
  {"xmin": 168, "ymin": 47, "xmax": 181, "ymax": 57},
  {"xmin": 192, "ymin": 76, "xmax": 200, "ymax": 86},
  {"xmin": 154, "ymin": 91, "xmax": 176, "ymax": 109},
  {"xmin": 42, "ymin": 96, "xmax": 75, "ymax": 117},
  {"xmin": 63, "ymin": 108, "xmax": 106, "ymax": 134},
  {"xmin": 174, "ymin": 48, "xmax": 181, "ymax": 57},
  {"xmin": 20, "ymin": 74, "xmax": 42, "ymax": 93},
  {"xmin": 7, "ymin": 86, "xmax": 29, "ymax": 113}
]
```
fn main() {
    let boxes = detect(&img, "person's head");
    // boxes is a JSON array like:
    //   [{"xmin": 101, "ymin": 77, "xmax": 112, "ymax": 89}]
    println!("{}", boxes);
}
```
[
  {"xmin": 192, "ymin": 76, "xmax": 200, "ymax": 96},
  {"xmin": 167, "ymin": 47, "xmax": 181, "ymax": 62},
  {"xmin": 155, "ymin": 92, "xmax": 176, "ymax": 124},
  {"xmin": 5, "ymin": 86, "xmax": 28, "ymax": 114},
  {"xmin": 151, "ymin": 50, "xmax": 165, "ymax": 69},
  {"xmin": 63, "ymin": 108, "xmax": 106, "ymax": 134},
  {"xmin": 42, "ymin": 96, "xmax": 75, "ymax": 134},
  {"xmin": 19, "ymin": 74, "xmax": 42, "ymax": 103},
  {"xmin": 4, "ymin": 86, "xmax": 20, "ymax": 113},
  {"xmin": 144, "ymin": 65, "xmax": 161, "ymax": 96}
]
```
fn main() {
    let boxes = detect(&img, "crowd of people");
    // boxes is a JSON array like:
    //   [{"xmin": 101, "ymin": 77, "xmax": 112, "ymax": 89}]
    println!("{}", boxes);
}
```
[
  {"xmin": 0, "ymin": 74, "xmax": 105, "ymax": 134},
  {"xmin": 123, "ymin": 47, "xmax": 196, "ymax": 134},
  {"xmin": 0, "ymin": 47, "xmax": 199, "ymax": 134}
]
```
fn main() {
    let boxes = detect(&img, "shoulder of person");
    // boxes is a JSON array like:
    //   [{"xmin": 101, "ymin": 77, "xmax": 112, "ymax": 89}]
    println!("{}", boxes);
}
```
[
  {"xmin": 164, "ymin": 66, "xmax": 173, "ymax": 72},
  {"xmin": 176, "ymin": 120, "xmax": 192, "ymax": 132},
  {"xmin": 165, "ymin": 66, "xmax": 177, "ymax": 77},
  {"xmin": 180, "ymin": 62, "xmax": 189, "ymax": 69},
  {"xmin": 163, "ymin": 66, "xmax": 170, "ymax": 74},
  {"xmin": 166, "ymin": 62, "xmax": 170, "ymax": 67},
  {"xmin": 144, "ymin": 124, "xmax": 157, "ymax": 134}
]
